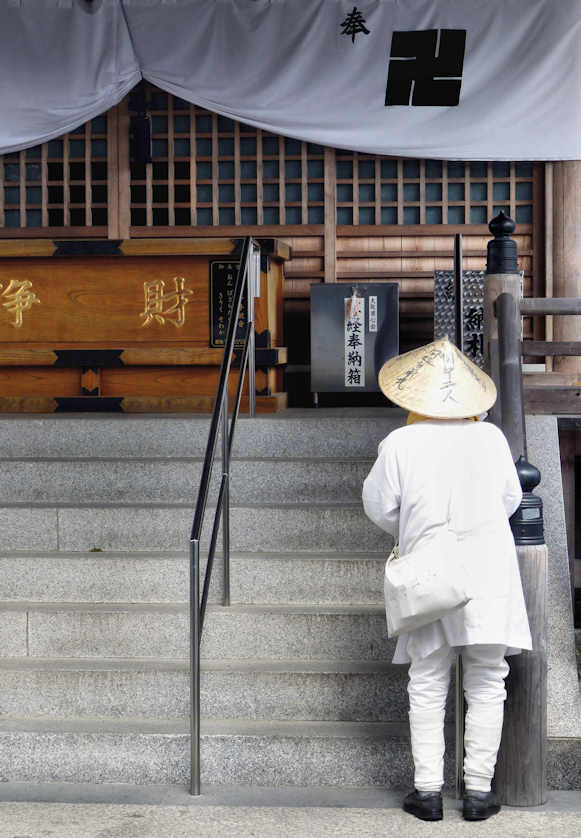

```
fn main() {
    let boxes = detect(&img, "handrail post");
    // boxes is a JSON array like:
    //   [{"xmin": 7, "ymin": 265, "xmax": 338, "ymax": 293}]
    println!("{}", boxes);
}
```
[
  {"xmin": 188, "ymin": 236, "xmax": 254, "ymax": 795},
  {"xmin": 452, "ymin": 232, "xmax": 465, "ymax": 802},
  {"xmin": 494, "ymin": 293, "xmax": 548, "ymax": 806},
  {"xmin": 496, "ymin": 292, "xmax": 527, "ymax": 461},
  {"xmin": 490, "ymin": 235, "xmax": 548, "ymax": 807},
  {"xmin": 248, "ymin": 245, "xmax": 257, "ymax": 417},
  {"xmin": 222, "ymin": 381, "xmax": 231, "ymax": 607},
  {"xmin": 483, "ymin": 212, "xmax": 521, "ymax": 428},
  {"xmin": 189, "ymin": 537, "xmax": 201, "ymax": 795}
]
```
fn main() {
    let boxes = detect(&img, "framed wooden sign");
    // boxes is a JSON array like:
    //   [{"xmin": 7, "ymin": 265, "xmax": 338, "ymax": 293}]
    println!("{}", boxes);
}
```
[{"xmin": 209, "ymin": 260, "xmax": 249, "ymax": 348}]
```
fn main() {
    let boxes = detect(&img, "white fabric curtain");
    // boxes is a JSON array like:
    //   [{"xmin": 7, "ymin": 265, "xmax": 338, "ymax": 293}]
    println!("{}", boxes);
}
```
[
  {"xmin": 125, "ymin": 0, "xmax": 581, "ymax": 160},
  {"xmin": 1, "ymin": 0, "xmax": 581, "ymax": 160},
  {"xmin": 0, "ymin": 0, "xmax": 139, "ymax": 154}
]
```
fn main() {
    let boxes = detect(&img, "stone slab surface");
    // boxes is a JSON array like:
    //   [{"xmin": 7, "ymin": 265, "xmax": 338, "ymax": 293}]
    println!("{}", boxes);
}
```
[
  {"xmin": 0, "ymin": 611, "xmax": 27, "ymax": 657},
  {"xmin": 0, "ymin": 508, "xmax": 57, "ymax": 551},
  {"xmin": 2, "ymin": 783, "xmax": 579, "ymax": 813},
  {"xmin": 526, "ymin": 415, "xmax": 581, "ymax": 738},
  {"xmin": 0, "ymin": 661, "xmax": 411, "ymax": 722},
  {"xmin": 233, "ymin": 554, "xmax": 384, "ymax": 605},
  {"xmin": 0, "ymin": 553, "xmax": 384, "ymax": 606},
  {"xmin": 0, "ymin": 410, "xmax": 402, "ymax": 459},
  {"xmin": 56, "ymin": 505, "xmax": 390, "ymax": 553},
  {"xmin": 26, "ymin": 605, "xmax": 393, "ymax": 661},
  {"xmin": 1, "ymin": 799, "xmax": 580, "ymax": 838},
  {"xmin": 0, "ymin": 459, "xmax": 372, "ymax": 505},
  {"xmin": 0, "ymin": 554, "xmax": 195, "ymax": 604}
]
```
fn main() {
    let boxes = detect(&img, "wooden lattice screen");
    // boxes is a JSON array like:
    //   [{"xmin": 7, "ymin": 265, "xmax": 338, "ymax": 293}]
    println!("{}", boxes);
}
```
[
  {"xmin": 127, "ymin": 88, "xmax": 535, "ymax": 233},
  {"xmin": 0, "ymin": 115, "xmax": 112, "ymax": 235},
  {"xmin": 0, "ymin": 87, "xmax": 537, "ymax": 244},
  {"xmin": 334, "ymin": 153, "xmax": 534, "ymax": 227}
]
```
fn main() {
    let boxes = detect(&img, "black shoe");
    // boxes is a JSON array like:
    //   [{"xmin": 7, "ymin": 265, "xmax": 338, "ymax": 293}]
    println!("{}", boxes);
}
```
[
  {"xmin": 463, "ymin": 790, "xmax": 501, "ymax": 821},
  {"xmin": 403, "ymin": 789, "xmax": 443, "ymax": 821}
]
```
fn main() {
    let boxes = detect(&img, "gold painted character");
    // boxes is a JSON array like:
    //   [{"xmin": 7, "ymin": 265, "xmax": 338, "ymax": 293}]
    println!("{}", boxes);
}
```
[
  {"xmin": 0, "ymin": 279, "xmax": 40, "ymax": 328},
  {"xmin": 140, "ymin": 276, "xmax": 193, "ymax": 328}
]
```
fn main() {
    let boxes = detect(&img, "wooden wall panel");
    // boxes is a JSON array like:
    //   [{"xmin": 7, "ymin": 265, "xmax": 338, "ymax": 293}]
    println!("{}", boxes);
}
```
[
  {"xmin": 0, "ymin": 368, "xmax": 78, "ymax": 396},
  {"xmin": 0, "ymin": 256, "xmax": 211, "ymax": 345},
  {"xmin": 101, "ymin": 367, "xmax": 271, "ymax": 397}
]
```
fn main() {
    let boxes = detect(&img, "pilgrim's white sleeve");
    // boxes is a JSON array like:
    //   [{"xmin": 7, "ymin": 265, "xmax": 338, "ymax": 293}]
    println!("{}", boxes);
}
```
[
  {"xmin": 362, "ymin": 435, "xmax": 401, "ymax": 536},
  {"xmin": 496, "ymin": 429, "xmax": 523, "ymax": 517}
]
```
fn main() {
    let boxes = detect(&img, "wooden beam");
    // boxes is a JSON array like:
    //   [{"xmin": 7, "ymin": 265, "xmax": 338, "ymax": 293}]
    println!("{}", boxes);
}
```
[
  {"xmin": 521, "ymin": 298, "xmax": 581, "ymax": 316},
  {"xmin": 119, "ymin": 237, "xmax": 239, "ymax": 256},
  {"xmin": 522, "ymin": 340, "xmax": 581, "ymax": 356},
  {"xmin": 524, "ymin": 386, "xmax": 581, "ymax": 413}
]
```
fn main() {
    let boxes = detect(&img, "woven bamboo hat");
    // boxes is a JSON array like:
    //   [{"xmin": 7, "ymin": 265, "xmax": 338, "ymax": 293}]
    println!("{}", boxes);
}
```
[{"xmin": 378, "ymin": 336, "xmax": 497, "ymax": 419}]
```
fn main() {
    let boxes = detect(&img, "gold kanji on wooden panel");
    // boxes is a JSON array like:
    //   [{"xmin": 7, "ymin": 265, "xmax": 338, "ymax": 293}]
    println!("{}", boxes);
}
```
[
  {"xmin": 0, "ymin": 279, "xmax": 40, "ymax": 327},
  {"xmin": 140, "ymin": 277, "xmax": 193, "ymax": 328}
]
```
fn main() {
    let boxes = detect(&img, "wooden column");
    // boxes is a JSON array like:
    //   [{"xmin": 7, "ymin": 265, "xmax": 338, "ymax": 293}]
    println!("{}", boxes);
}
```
[
  {"xmin": 559, "ymin": 427, "xmax": 576, "ymax": 607},
  {"xmin": 324, "ymin": 147, "xmax": 336, "ymax": 283},
  {"xmin": 483, "ymin": 213, "xmax": 521, "ymax": 429},
  {"xmin": 552, "ymin": 162, "xmax": 581, "ymax": 372},
  {"xmin": 496, "ymin": 543, "xmax": 548, "ymax": 806}
]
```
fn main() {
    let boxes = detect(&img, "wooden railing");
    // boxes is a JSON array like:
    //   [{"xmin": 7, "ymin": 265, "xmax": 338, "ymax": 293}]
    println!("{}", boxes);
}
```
[{"xmin": 519, "ymin": 297, "xmax": 581, "ymax": 414}]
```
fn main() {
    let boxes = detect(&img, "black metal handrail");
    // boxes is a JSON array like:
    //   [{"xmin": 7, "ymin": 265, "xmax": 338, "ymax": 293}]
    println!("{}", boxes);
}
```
[{"xmin": 188, "ymin": 236, "xmax": 258, "ymax": 795}]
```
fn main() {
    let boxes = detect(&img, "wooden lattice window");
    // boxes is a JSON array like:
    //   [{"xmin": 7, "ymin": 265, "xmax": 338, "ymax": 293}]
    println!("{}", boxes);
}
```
[
  {"xmin": 129, "ymin": 88, "xmax": 327, "ymax": 229},
  {"xmin": 335, "ymin": 153, "xmax": 535, "ymax": 226},
  {"xmin": 0, "ymin": 116, "xmax": 110, "ymax": 232}
]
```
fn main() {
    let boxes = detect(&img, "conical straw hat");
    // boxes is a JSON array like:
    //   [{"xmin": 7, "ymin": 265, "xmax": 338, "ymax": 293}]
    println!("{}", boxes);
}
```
[{"xmin": 378, "ymin": 336, "xmax": 497, "ymax": 419}]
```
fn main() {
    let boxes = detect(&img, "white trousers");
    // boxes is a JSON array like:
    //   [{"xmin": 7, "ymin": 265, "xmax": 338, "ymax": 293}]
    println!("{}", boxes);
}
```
[{"xmin": 407, "ymin": 643, "xmax": 509, "ymax": 793}]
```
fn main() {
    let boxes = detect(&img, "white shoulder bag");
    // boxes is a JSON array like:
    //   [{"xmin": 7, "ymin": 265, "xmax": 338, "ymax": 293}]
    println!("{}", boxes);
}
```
[{"xmin": 384, "ymin": 484, "xmax": 473, "ymax": 638}]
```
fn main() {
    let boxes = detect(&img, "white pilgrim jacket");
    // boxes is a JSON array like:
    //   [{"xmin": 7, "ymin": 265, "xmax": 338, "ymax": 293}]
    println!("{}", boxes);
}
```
[{"xmin": 362, "ymin": 419, "xmax": 532, "ymax": 664}]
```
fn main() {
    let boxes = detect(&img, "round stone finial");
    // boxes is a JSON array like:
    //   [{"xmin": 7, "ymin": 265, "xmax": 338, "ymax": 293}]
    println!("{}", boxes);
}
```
[
  {"xmin": 489, "ymin": 211, "xmax": 516, "ymax": 239},
  {"xmin": 514, "ymin": 455, "xmax": 541, "ymax": 493}
]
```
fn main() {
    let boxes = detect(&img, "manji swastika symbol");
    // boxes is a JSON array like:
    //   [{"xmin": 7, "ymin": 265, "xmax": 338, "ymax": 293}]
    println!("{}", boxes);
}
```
[{"xmin": 385, "ymin": 29, "xmax": 466, "ymax": 107}]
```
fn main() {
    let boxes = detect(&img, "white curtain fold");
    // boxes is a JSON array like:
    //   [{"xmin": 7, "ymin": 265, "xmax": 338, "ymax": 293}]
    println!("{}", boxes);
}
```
[
  {"xmin": 0, "ymin": 0, "xmax": 140, "ymax": 153},
  {"xmin": 125, "ymin": 0, "xmax": 581, "ymax": 161},
  {"xmin": 1, "ymin": 0, "xmax": 580, "ymax": 159}
]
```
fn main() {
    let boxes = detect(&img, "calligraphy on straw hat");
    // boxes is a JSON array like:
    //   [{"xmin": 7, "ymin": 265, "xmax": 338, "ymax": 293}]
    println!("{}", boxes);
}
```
[{"xmin": 378, "ymin": 336, "xmax": 496, "ymax": 419}]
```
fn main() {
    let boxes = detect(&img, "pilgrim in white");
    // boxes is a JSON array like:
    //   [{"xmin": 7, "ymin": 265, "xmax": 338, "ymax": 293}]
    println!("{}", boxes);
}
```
[{"xmin": 362, "ymin": 337, "xmax": 532, "ymax": 822}]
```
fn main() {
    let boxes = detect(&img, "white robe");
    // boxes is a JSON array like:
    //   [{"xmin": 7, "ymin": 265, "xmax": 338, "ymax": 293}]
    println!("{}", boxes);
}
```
[{"xmin": 362, "ymin": 419, "xmax": 532, "ymax": 663}]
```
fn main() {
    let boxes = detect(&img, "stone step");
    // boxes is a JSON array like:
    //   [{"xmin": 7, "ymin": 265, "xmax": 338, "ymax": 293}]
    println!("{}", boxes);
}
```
[
  {"xmin": 0, "ymin": 504, "xmax": 390, "ymax": 553},
  {"xmin": 0, "ymin": 552, "xmax": 385, "ymax": 606},
  {"xmin": 0, "ymin": 659, "xmax": 412, "ymax": 723},
  {"xmin": 2, "ymin": 603, "xmax": 393, "ymax": 661},
  {"xmin": 0, "ymin": 718, "xmax": 576, "ymax": 789},
  {"xmin": 0, "ymin": 409, "xmax": 402, "ymax": 460},
  {"xmin": 0, "ymin": 458, "xmax": 372, "ymax": 505},
  {"xmin": 0, "ymin": 718, "xmax": 444, "ymax": 787}
]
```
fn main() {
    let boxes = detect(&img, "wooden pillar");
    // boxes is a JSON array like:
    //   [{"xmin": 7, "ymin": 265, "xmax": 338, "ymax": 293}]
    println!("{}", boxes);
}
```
[
  {"xmin": 324, "ymin": 147, "xmax": 336, "ymax": 283},
  {"xmin": 483, "ymin": 213, "xmax": 521, "ymax": 429},
  {"xmin": 496, "ymin": 543, "xmax": 548, "ymax": 806},
  {"xmin": 552, "ymin": 162, "xmax": 581, "ymax": 372},
  {"xmin": 559, "ymin": 427, "xmax": 576, "ymax": 607}
]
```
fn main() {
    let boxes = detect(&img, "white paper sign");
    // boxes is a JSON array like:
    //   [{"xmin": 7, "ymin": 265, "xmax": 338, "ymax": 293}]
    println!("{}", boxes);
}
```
[
  {"xmin": 345, "ymin": 296, "xmax": 365, "ymax": 388},
  {"xmin": 369, "ymin": 296, "xmax": 378, "ymax": 332}
]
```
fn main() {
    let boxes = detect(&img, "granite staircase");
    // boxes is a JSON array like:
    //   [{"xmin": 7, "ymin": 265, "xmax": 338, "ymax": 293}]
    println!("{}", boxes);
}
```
[{"xmin": 0, "ymin": 409, "xmax": 451, "ymax": 788}]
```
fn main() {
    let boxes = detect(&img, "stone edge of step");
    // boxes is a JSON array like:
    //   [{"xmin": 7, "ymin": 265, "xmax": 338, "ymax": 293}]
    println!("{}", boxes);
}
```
[
  {"xmin": 0, "ymin": 717, "xmax": 413, "ymax": 739},
  {"xmin": 0, "ymin": 502, "xmax": 369, "ymax": 509},
  {"xmin": 0, "ymin": 550, "xmax": 386, "ymax": 561},
  {"xmin": 0, "ymin": 657, "xmax": 396, "ymax": 674},
  {"xmin": 0, "ymin": 601, "xmax": 386, "ymax": 615}
]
